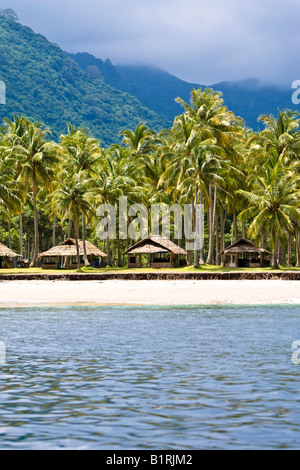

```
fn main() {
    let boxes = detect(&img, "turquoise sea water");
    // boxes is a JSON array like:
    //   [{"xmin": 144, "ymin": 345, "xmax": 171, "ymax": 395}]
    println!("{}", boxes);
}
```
[{"xmin": 0, "ymin": 305, "xmax": 299, "ymax": 449}]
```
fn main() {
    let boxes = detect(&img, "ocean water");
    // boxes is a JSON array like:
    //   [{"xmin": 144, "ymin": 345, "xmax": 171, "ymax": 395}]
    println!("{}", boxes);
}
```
[{"xmin": 0, "ymin": 305, "xmax": 299, "ymax": 449}]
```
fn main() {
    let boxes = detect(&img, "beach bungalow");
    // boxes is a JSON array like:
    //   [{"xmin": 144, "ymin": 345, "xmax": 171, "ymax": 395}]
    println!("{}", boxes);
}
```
[
  {"xmin": 218, "ymin": 238, "xmax": 270, "ymax": 268},
  {"xmin": 39, "ymin": 238, "xmax": 107, "ymax": 269},
  {"xmin": 0, "ymin": 242, "xmax": 22, "ymax": 268},
  {"xmin": 124, "ymin": 235, "xmax": 187, "ymax": 268}
]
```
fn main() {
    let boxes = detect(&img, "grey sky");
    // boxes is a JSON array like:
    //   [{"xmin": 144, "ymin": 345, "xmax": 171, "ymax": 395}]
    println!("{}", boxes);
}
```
[{"xmin": 4, "ymin": 0, "xmax": 300, "ymax": 85}]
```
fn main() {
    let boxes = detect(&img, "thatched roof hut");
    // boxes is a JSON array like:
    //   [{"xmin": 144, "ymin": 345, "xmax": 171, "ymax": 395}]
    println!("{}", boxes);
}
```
[
  {"xmin": 0, "ymin": 242, "xmax": 21, "ymax": 258},
  {"xmin": 218, "ymin": 238, "xmax": 270, "ymax": 268},
  {"xmin": 124, "ymin": 235, "xmax": 187, "ymax": 256},
  {"xmin": 124, "ymin": 235, "xmax": 187, "ymax": 268},
  {"xmin": 218, "ymin": 238, "xmax": 269, "ymax": 256},
  {"xmin": 39, "ymin": 238, "xmax": 107, "ymax": 258}
]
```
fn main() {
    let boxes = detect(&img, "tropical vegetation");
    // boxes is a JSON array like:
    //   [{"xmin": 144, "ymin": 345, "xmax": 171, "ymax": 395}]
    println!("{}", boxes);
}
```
[{"xmin": 0, "ymin": 88, "xmax": 299, "ymax": 269}]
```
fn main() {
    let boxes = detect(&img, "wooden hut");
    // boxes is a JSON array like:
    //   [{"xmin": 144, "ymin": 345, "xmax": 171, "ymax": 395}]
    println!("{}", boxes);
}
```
[
  {"xmin": 39, "ymin": 238, "xmax": 107, "ymax": 269},
  {"xmin": 0, "ymin": 242, "xmax": 21, "ymax": 268},
  {"xmin": 124, "ymin": 235, "xmax": 187, "ymax": 268},
  {"xmin": 218, "ymin": 238, "xmax": 270, "ymax": 268}
]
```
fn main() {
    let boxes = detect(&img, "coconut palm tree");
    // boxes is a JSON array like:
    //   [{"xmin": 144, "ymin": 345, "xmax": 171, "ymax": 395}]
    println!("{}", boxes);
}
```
[
  {"xmin": 238, "ymin": 154, "xmax": 300, "ymax": 269},
  {"xmin": 51, "ymin": 173, "xmax": 93, "ymax": 270},
  {"xmin": 120, "ymin": 122, "xmax": 156, "ymax": 163},
  {"xmin": 90, "ymin": 146, "xmax": 144, "ymax": 265},
  {"xmin": 158, "ymin": 114, "xmax": 217, "ymax": 266},
  {"xmin": 59, "ymin": 126, "xmax": 102, "ymax": 265},
  {"xmin": 3, "ymin": 117, "xmax": 61, "ymax": 266}
]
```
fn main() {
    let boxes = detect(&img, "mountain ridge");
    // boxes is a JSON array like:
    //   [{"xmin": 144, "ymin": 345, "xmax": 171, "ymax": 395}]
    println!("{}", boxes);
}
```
[
  {"xmin": 69, "ymin": 52, "xmax": 296, "ymax": 129},
  {"xmin": 0, "ymin": 16, "xmax": 170, "ymax": 146}
]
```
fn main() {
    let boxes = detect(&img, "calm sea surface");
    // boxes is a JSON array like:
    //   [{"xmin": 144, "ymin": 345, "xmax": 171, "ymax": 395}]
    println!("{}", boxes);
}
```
[{"xmin": 0, "ymin": 305, "xmax": 299, "ymax": 449}]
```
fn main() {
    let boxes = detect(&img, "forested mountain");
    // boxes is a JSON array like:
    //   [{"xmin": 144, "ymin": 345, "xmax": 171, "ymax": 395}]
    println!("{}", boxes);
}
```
[
  {"xmin": 0, "ymin": 15, "xmax": 170, "ymax": 146},
  {"xmin": 70, "ymin": 53, "xmax": 296, "ymax": 129},
  {"xmin": 0, "ymin": 10, "xmax": 296, "ymax": 148}
]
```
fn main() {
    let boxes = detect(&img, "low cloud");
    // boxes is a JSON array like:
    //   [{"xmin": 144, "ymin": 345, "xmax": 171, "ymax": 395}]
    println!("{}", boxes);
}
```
[{"xmin": 4, "ymin": 0, "xmax": 300, "ymax": 85}]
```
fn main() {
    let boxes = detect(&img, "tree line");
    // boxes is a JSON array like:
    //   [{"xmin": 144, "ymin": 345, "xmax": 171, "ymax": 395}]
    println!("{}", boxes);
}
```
[{"xmin": 0, "ymin": 88, "xmax": 299, "ymax": 270}]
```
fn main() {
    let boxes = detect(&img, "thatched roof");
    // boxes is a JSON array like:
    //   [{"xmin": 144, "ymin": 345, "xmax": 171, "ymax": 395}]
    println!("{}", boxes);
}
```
[
  {"xmin": 0, "ymin": 242, "xmax": 21, "ymax": 258},
  {"xmin": 218, "ymin": 238, "xmax": 270, "ymax": 256},
  {"xmin": 124, "ymin": 235, "xmax": 187, "ymax": 255},
  {"xmin": 39, "ymin": 238, "xmax": 107, "ymax": 258}
]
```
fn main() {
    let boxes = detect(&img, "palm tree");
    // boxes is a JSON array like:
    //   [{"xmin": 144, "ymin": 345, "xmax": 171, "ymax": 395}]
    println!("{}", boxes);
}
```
[
  {"xmin": 51, "ymin": 173, "xmax": 92, "ymax": 270},
  {"xmin": 238, "ymin": 154, "xmax": 300, "ymax": 269},
  {"xmin": 0, "ymin": 156, "xmax": 21, "ymax": 215},
  {"xmin": 90, "ymin": 147, "xmax": 143, "ymax": 265},
  {"xmin": 120, "ymin": 122, "xmax": 156, "ymax": 163},
  {"xmin": 3, "ymin": 117, "xmax": 61, "ymax": 266},
  {"xmin": 59, "ymin": 126, "xmax": 102, "ymax": 265},
  {"xmin": 175, "ymin": 88, "xmax": 244, "ymax": 265},
  {"xmin": 258, "ymin": 109, "xmax": 300, "ymax": 164}
]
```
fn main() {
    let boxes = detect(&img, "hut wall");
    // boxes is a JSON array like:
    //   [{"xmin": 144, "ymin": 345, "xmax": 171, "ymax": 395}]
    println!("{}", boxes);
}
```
[
  {"xmin": 128, "ymin": 261, "xmax": 143, "ymax": 268},
  {"xmin": 150, "ymin": 261, "xmax": 172, "ymax": 269}
]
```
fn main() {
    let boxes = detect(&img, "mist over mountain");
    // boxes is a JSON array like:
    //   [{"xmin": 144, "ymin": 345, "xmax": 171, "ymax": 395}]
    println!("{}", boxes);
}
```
[{"xmin": 69, "ymin": 52, "xmax": 296, "ymax": 129}]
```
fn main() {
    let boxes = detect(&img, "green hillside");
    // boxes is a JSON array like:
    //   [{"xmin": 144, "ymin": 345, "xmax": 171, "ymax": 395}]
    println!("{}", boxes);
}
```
[
  {"xmin": 0, "ymin": 15, "xmax": 170, "ymax": 146},
  {"xmin": 68, "ymin": 54, "xmax": 201, "ymax": 121}
]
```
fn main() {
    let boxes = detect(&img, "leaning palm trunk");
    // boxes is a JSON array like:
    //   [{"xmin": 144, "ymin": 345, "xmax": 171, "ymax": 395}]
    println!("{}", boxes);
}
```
[{"xmin": 30, "ymin": 166, "xmax": 39, "ymax": 267}]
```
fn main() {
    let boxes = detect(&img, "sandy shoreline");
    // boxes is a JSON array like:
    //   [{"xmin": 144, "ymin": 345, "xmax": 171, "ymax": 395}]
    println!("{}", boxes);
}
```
[{"xmin": 0, "ymin": 279, "xmax": 299, "ymax": 307}]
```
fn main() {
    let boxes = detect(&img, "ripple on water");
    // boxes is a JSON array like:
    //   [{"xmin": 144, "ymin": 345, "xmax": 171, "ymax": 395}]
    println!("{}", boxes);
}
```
[{"xmin": 0, "ymin": 304, "xmax": 299, "ymax": 449}]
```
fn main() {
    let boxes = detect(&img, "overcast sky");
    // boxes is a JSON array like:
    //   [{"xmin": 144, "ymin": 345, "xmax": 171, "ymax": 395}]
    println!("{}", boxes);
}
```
[{"xmin": 3, "ymin": 0, "xmax": 300, "ymax": 86}]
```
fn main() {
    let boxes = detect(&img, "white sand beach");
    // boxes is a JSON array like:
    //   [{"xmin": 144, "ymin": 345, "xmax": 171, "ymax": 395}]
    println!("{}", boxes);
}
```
[{"xmin": 0, "ymin": 279, "xmax": 299, "ymax": 307}]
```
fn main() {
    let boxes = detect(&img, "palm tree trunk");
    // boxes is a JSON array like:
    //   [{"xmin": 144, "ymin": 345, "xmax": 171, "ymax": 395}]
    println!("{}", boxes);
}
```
[
  {"xmin": 117, "ymin": 228, "xmax": 122, "ymax": 267},
  {"xmin": 19, "ymin": 213, "xmax": 23, "ymax": 259},
  {"xmin": 8, "ymin": 218, "xmax": 12, "ymax": 249},
  {"xmin": 30, "ymin": 165, "xmax": 39, "ymax": 267},
  {"xmin": 106, "ymin": 230, "xmax": 111, "ymax": 265},
  {"xmin": 205, "ymin": 184, "xmax": 212, "ymax": 264},
  {"xmin": 74, "ymin": 221, "xmax": 81, "ymax": 271},
  {"xmin": 295, "ymin": 232, "xmax": 300, "ymax": 266},
  {"xmin": 206, "ymin": 185, "xmax": 217, "ymax": 264},
  {"xmin": 82, "ymin": 215, "xmax": 90, "ymax": 266},
  {"xmin": 287, "ymin": 233, "xmax": 291, "ymax": 267},
  {"xmin": 52, "ymin": 213, "xmax": 56, "ymax": 247},
  {"xmin": 194, "ymin": 183, "xmax": 199, "ymax": 268},
  {"xmin": 199, "ymin": 192, "xmax": 204, "ymax": 265},
  {"xmin": 273, "ymin": 236, "xmax": 279, "ymax": 269},
  {"xmin": 215, "ymin": 215, "xmax": 220, "ymax": 265},
  {"xmin": 220, "ymin": 208, "xmax": 226, "ymax": 267},
  {"xmin": 231, "ymin": 210, "xmax": 238, "ymax": 244},
  {"xmin": 242, "ymin": 220, "xmax": 246, "ymax": 239}
]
